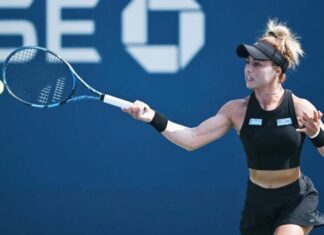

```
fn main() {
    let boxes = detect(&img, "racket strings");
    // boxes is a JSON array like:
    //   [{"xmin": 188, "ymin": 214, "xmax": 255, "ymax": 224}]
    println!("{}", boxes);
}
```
[
  {"xmin": 52, "ymin": 77, "xmax": 66, "ymax": 103},
  {"xmin": 4, "ymin": 48, "xmax": 75, "ymax": 106},
  {"xmin": 10, "ymin": 48, "xmax": 37, "ymax": 64},
  {"xmin": 38, "ymin": 85, "xmax": 53, "ymax": 104}
]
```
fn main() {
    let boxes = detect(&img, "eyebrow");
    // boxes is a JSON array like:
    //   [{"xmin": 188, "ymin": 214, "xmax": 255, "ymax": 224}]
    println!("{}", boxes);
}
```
[{"xmin": 247, "ymin": 57, "xmax": 270, "ymax": 63}]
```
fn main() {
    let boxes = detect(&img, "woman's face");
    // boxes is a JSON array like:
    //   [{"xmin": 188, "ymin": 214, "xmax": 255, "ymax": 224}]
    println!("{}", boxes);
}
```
[{"xmin": 244, "ymin": 56, "xmax": 278, "ymax": 90}]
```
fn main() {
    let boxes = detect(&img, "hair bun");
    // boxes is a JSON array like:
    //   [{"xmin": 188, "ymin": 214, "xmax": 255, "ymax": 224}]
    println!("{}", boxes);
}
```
[
  {"xmin": 261, "ymin": 18, "xmax": 304, "ymax": 70},
  {"xmin": 266, "ymin": 19, "xmax": 291, "ymax": 40},
  {"xmin": 268, "ymin": 31, "xmax": 278, "ymax": 38}
]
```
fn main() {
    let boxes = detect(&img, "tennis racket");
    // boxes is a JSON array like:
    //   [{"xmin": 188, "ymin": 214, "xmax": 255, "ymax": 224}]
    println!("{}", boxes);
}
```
[{"xmin": 2, "ymin": 46, "xmax": 133, "ymax": 109}]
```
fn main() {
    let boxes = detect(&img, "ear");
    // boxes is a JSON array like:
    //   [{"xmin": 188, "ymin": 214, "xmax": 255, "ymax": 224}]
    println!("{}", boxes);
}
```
[{"xmin": 273, "ymin": 65, "xmax": 282, "ymax": 78}]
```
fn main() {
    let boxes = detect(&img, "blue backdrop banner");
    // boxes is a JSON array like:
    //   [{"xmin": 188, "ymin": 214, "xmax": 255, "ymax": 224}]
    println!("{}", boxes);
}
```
[{"xmin": 0, "ymin": 1, "xmax": 323, "ymax": 234}]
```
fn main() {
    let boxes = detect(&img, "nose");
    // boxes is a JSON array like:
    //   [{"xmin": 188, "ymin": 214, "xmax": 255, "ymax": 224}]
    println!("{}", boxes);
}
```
[{"xmin": 245, "ymin": 63, "xmax": 252, "ymax": 75}]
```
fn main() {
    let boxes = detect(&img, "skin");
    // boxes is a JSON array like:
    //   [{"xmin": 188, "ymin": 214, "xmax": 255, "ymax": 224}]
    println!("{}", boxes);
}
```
[{"xmin": 123, "ymin": 55, "xmax": 323, "ymax": 235}]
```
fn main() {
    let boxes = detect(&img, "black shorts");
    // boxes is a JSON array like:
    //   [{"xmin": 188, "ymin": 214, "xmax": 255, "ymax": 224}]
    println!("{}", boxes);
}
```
[{"xmin": 240, "ymin": 174, "xmax": 324, "ymax": 235}]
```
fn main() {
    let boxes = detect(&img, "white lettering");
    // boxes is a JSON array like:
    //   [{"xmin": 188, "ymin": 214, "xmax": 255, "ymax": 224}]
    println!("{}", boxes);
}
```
[
  {"xmin": 47, "ymin": 0, "xmax": 101, "ymax": 63},
  {"xmin": 0, "ymin": 1, "xmax": 37, "ymax": 60},
  {"xmin": 0, "ymin": 0, "xmax": 33, "ymax": 8}
]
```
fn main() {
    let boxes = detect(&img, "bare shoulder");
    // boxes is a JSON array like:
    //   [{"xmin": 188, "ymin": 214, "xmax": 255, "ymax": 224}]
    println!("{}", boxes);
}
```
[
  {"xmin": 292, "ymin": 93, "xmax": 317, "ymax": 115},
  {"xmin": 219, "ymin": 97, "xmax": 249, "ymax": 131},
  {"xmin": 221, "ymin": 96, "xmax": 249, "ymax": 113}
]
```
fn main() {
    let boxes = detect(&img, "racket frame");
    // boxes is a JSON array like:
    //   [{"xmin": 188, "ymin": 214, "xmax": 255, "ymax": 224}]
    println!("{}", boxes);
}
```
[{"xmin": 2, "ymin": 46, "xmax": 132, "ymax": 109}]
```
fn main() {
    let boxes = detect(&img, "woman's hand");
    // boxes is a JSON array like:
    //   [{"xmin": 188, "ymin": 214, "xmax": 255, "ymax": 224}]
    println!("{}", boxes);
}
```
[
  {"xmin": 297, "ymin": 110, "xmax": 323, "ymax": 137},
  {"xmin": 122, "ymin": 100, "xmax": 155, "ymax": 123}
]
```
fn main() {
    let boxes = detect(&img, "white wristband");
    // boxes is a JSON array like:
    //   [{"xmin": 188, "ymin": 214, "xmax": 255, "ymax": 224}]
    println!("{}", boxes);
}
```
[
  {"xmin": 309, "ymin": 122, "xmax": 324, "ymax": 139},
  {"xmin": 309, "ymin": 128, "xmax": 321, "ymax": 139}
]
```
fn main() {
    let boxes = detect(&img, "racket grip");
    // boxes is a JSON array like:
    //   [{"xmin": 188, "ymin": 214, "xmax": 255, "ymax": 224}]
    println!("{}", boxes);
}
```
[{"xmin": 101, "ymin": 94, "xmax": 133, "ymax": 109}]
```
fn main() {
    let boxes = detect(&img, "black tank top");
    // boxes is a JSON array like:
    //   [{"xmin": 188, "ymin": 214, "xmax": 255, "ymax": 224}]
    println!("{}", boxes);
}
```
[{"xmin": 239, "ymin": 90, "xmax": 305, "ymax": 170}]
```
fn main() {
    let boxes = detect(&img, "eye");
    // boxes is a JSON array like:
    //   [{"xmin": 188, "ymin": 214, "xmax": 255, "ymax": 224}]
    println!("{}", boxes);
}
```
[{"xmin": 252, "ymin": 61, "xmax": 262, "ymax": 67}]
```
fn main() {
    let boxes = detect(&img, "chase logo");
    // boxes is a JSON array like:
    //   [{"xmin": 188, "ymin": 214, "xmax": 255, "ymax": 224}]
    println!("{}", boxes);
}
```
[{"xmin": 122, "ymin": 0, "xmax": 205, "ymax": 73}]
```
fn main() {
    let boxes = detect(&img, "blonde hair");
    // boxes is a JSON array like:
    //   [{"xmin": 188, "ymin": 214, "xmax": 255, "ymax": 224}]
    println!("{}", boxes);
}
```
[{"xmin": 258, "ymin": 19, "xmax": 304, "ymax": 82}]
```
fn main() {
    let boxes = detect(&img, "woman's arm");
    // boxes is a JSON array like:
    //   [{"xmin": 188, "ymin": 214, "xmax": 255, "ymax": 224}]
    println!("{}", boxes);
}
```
[
  {"xmin": 295, "ymin": 97, "xmax": 324, "ymax": 157},
  {"xmin": 123, "ymin": 100, "xmax": 235, "ymax": 151}
]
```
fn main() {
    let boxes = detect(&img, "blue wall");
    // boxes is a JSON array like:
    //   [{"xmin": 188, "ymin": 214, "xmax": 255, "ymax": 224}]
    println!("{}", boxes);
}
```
[{"xmin": 0, "ymin": 0, "xmax": 323, "ymax": 234}]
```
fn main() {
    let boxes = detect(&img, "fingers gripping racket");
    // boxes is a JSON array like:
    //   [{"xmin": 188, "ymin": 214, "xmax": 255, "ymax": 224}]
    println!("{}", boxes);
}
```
[{"xmin": 2, "ymin": 46, "xmax": 133, "ymax": 109}]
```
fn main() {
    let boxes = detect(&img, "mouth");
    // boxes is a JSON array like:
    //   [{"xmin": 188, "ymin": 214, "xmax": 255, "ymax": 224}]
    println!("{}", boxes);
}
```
[{"xmin": 246, "ymin": 76, "xmax": 254, "ymax": 82}]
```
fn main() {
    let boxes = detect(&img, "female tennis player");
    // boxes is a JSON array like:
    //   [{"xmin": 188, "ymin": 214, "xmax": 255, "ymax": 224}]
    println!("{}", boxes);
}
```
[{"xmin": 123, "ymin": 19, "xmax": 324, "ymax": 235}]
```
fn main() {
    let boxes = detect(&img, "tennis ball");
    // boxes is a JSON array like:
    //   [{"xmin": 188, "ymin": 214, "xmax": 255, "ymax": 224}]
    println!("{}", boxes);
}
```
[{"xmin": 0, "ymin": 80, "xmax": 4, "ymax": 95}]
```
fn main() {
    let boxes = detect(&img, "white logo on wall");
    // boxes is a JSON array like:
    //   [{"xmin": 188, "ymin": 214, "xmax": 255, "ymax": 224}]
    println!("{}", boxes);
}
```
[
  {"xmin": 0, "ymin": 0, "xmax": 101, "ymax": 63},
  {"xmin": 122, "ymin": 0, "xmax": 205, "ymax": 73},
  {"xmin": 0, "ymin": 0, "xmax": 205, "ymax": 73}
]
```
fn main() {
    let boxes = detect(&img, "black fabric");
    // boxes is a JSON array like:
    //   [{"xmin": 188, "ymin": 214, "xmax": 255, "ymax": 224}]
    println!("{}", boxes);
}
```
[
  {"xmin": 239, "ymin": 90, "xmax": 305, "ymax": 170},
  {"xmin": 236, "ymin": 41, "xmax": 289, "ymax": 72},
  {"xmin": 310, "ymin": 128, "xmax": 324, "ymax": 148},
  {"xmin": 240, "ymin": 175, "xmax": 324, "ymax": 235},
  {"xmin": 149, "ymin": 111, "xmax": 168, "ymax": 132}
]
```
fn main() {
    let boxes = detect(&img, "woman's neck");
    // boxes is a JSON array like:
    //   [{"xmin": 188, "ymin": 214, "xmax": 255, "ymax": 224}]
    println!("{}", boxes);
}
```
[{"xmin": 254, "ymin": 86, "xmax": 285, "ymax": 111}]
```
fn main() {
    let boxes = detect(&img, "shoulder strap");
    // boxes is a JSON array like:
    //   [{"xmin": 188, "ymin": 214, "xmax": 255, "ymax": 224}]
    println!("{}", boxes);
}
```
[
  {"xmin": 240, "ymin": 92, "xmax": 257, "ymax": 131},
  {"xmin": 286, "ymin": 90, "xmax": 299, "ymax": 127}
]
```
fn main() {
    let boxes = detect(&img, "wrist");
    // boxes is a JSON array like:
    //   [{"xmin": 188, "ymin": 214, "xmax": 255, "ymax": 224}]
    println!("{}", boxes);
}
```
[
  {"xmin": 310, "ymin": 128, "xmax": 324, "ymax": 148},
  {"xmin": 149, "ymin": 111, "xmax": 168, "ymax": 132},
  {"xmin": 309, "ymin": 128, "xmax": 321, "ymax": 139},
  {"xmin": 147, "ymin": 110, "xmax": 155, "ymax": 123}
]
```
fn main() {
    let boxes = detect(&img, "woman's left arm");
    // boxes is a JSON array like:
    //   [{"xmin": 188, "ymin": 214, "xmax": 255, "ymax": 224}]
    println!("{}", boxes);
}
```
[{"xmin": 295, "ymin": 98, "xmax": 324, "ymax": 156}]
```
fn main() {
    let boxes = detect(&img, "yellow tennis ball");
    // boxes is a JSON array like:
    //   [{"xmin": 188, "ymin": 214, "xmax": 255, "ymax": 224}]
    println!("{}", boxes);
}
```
[{"xmin": 0, "ymin": 80, "xmax": 4, "ymax": 95}]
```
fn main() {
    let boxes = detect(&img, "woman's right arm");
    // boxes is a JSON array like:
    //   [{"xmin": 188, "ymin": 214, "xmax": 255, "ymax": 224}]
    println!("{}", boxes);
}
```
[{"xmin": 123, "ymin": 100, "xmax": 235, "ymax": 151}]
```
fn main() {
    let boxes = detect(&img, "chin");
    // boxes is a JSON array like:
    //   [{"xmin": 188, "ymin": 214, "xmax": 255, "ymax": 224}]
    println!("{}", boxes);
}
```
[{"xmin": 245, "ymin": 83, "xmax": 255, "ymax": 90}]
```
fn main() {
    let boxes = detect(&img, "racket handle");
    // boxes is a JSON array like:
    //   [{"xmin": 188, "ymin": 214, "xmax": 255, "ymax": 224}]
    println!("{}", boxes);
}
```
[{"xmin": 101, "ymin": 94, "xmax": 133, "ymax": 109}]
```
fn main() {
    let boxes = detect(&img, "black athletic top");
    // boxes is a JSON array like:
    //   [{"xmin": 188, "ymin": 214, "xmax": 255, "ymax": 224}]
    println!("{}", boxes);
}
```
[{"xmin": 239, "ymin": 90, "xmax": 305, "ymax": 170}]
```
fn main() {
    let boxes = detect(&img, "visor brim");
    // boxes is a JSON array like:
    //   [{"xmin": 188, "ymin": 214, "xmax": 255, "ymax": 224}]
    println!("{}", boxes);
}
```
[{"xmin": 236, "ymin": 44, "xmax": 270, "ymax": 61}]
